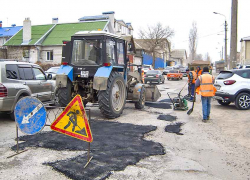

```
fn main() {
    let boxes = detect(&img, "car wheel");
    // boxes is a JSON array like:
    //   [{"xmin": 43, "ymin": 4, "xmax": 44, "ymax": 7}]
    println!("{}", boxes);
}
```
[
  {"xmin": 168, "ymin": 78, "xmax": 170, "ymax": 80},
  {"xmin": 217, "ymin": 100, "xmax": 231, "ymax": 106},
  {"xmin": 235, "ymin": 92, "xmax": 250, "ymax": 110}
]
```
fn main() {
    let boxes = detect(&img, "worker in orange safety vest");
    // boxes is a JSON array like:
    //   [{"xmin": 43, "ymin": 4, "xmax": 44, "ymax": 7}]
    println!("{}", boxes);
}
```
[
  {"xmin": 195, "ymin": 66, "xmax": 203, "ymax": 77},
  {"xmin": 195, "ymin": 66, "xmax": 217, "ymax": 122},
  {"xmin": 186, "ymin": 67, "xmax": 197, "ymax": 101}
]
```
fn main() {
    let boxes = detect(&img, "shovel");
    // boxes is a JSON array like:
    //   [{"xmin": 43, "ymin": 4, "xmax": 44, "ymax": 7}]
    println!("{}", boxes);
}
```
[{"xmin": 187, "ymin": 90, "xmax": 196, "ymax": 115}]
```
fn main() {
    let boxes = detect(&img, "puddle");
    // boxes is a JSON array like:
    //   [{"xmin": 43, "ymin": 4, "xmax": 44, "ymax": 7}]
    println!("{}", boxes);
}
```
[{"xmin": 165, "ymin": 122, "xmax": 183, "ymax": 135}]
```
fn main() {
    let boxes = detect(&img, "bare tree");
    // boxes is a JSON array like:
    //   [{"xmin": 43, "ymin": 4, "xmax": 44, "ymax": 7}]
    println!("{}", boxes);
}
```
[
  {"xmin": 195, "ymin": 54, "xmax": 203, "ymax": 60},
  {"xmin": 189, "ymin": 21, "xmax": 198, "ymax": 61},
  {"xmin": 138, "ymin": 23, "xmax": 174, "ymax": 68},
  {"xmin": 204, "ymin": 52, "xmax": 212, "ymax": 62}
]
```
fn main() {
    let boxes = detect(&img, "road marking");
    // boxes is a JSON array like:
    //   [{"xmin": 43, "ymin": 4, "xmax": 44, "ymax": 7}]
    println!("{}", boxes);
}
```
[{"xmin": 22, "ymin": 103, "xmax": 43, "ymax": 124}]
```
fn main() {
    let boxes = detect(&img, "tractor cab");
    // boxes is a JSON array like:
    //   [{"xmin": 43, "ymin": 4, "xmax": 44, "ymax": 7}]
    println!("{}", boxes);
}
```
[{"xmin": 62, "ymin": 31, "xmax": 127, "ymax": 79}]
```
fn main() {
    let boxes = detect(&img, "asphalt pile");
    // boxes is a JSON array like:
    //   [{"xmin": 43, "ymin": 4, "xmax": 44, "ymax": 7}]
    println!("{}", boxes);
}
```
[{"xmin": 12, "ymin": 120, "xmax": 165, "ymax": 180}]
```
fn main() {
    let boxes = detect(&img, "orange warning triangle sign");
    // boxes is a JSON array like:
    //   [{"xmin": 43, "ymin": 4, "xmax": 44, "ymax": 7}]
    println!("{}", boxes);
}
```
[{"xmin": 50, "ymin": 95, "xmax": 93, "ymax": 142}]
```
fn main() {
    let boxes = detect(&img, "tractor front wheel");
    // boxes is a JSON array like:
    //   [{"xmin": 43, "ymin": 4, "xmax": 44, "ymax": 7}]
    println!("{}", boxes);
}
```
[
  {"xmin": 98, "ymin": 72, "xmax": 126, "ymax": 119},
  {"xmin": 57, "ymin": 80, "xmax": 72, "ymax": 107},
  {"xmin": 135, "ymin": 86, "xmax": 146, "ymax": 109}
]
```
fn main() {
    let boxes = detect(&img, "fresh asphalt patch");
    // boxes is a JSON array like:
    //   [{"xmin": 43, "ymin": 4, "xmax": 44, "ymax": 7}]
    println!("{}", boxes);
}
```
[
  {"xmin": 145, "ymin": 102, "xmax": 172, "ymax": 109},
  {"xmin": 12, "ymin": 120, "xmax": 165, "ymax": 180},
  {"xmin": 157, "ymin": 114, "xmax": 177, "ymax": 121},
  {"xmin": 159, "ymin": 99, "xmax": 172, "ymax": 103},
  {"xmin": 165, "ymin": 122, "xmax": 183, "ymax": 135}
]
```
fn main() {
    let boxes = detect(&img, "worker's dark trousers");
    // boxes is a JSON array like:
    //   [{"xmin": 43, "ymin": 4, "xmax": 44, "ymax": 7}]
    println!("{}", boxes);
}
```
[{"xmin": 190, "ymin": 83, "xmax": 195, "ymax": 100}]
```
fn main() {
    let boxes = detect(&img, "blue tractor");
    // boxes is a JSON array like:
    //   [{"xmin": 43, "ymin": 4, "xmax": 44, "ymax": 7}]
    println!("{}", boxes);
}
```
[{"xmin": 56, "ymin": 31, "xmax": 160, "ymax": 118}]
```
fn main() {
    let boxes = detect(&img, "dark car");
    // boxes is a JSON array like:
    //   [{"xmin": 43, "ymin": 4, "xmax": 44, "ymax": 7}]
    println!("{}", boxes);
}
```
[{"xmin": 144, "ymin": 70, "xmax": 165, "ymax": 84}]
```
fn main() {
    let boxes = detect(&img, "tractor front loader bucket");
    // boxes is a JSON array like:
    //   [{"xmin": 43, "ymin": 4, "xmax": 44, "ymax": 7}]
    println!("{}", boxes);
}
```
[{"xmin": 144, "ymin": 84, "xmax": 161, "ymax": 102}]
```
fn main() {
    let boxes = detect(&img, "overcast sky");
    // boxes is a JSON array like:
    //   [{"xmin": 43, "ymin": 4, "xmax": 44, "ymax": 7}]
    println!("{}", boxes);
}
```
[{"xmin": 1, "ymin": 0, "xmax": 249, "ymax": 63}]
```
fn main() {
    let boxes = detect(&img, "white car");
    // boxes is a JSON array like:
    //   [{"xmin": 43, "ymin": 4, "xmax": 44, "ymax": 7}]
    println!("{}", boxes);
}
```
[
  {"xmin": 214, "ymin": 69, "xmax": 250, "ymax": 110},
  {"xmin": 142, "ymin": 65, "xmax": 153, "ymax": 74},
  {"xmin": 45, "ymin": 66, "xmax": 60, "ymax": 80},
  {"xmin": 162, "ymin": 66, "xmax": 175, "ymax": 75}
]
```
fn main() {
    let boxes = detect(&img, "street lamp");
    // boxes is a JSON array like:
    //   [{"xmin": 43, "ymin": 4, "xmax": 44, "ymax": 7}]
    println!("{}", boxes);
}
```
[{"xmin": 213, "ymin": 12, "xmax": 228, "ymax": 69}]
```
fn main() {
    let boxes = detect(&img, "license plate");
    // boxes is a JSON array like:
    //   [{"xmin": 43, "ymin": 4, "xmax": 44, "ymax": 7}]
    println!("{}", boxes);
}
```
[
  {"xmin": 170, "ymin": 75, "xmax": 174, "ymax": 77},
  {"xmin": 81, "ymin": 71, "xmax": 89, "ymax": 78},
  {"xmin": 148, "ymin": 76, "xmax": 154, "ymax": 77}
]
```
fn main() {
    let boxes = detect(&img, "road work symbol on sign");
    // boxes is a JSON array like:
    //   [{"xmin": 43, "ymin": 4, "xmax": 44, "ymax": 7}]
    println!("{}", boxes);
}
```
[
  {"xmin": 14, "ymin": 97, "xmax": 47, "ymax": 135},
  {"xmin": 50, "ymin": 95, "xmax": 93, "ymax": 142}
]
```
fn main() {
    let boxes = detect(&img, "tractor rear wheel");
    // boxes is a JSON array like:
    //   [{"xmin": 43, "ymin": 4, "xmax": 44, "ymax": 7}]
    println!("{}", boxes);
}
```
[
  {"xmin": 98, "ymin": 72, "xmax": 126, "ymax": 119},
  {"xmin": 57, "ymin": 80, "xmax": 72, "ymax": 107}
]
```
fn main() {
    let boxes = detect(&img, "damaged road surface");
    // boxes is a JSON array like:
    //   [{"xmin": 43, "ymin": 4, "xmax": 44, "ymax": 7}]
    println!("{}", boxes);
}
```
[{"xmin": 11, "ymin": 120, "xmax": 164, "ymax": 180}]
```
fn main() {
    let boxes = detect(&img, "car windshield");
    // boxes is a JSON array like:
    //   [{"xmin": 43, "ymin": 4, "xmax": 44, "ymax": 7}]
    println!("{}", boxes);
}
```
[
  {"xmin": 169, "ymin": 70, "xmax": 178, "ymax": 73},
  {"xmin": 71, "ymin": 39, "xmax": 102, "ymax": 65},
  {"xmin": 147, "ymin": 70, "xmax": 158, "ymax": 74},
  {"xmin": 216, "ymin": 71, "xmax": 234, "ymax": 79},
  {"xmin": 46, "ymin": 67, "xmax": 59, "ymax": 73}
]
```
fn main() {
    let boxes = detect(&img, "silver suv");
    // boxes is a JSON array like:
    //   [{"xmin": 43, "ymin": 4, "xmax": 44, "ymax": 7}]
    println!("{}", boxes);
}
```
[{"xmin": 0, "ymin": 61, "xmax": 56, "ymax": 118}]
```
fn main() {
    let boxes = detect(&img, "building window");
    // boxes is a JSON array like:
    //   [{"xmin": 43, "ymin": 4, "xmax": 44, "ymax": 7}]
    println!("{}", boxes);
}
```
[
  {"xmin": 23, "ymin": 50, "xmax": 29, "ymax": 58},
  {"xmin": 46, "ymin": 51, "xmax": 53, "ymax": 61}
]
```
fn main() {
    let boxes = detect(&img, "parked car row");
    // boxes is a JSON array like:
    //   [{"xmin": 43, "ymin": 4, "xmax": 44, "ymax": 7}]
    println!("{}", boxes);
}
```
[{"xmin": 0, "ymin": 60, "xmax": 58, "ymax": 119}]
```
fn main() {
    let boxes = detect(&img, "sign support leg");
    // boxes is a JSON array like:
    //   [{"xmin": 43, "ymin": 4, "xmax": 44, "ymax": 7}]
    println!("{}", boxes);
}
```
[
  {"xmin": 7, "ymin": 125, "xmax": 28, "ymax": 158},
  {"xmin": 84, "ymin": 109, "xmax": 93, "ymax": 168}
]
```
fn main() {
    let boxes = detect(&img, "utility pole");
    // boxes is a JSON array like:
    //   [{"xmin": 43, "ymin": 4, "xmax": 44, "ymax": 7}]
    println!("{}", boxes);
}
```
[
  {"xmin": 213, "ymin": 12, "xmax": 228, "ymax": 69},
  {"xmin": 225, "ymin": 20, "xmax": 228, "ymax": 68},
  {"xmin": 222, "ymin": 46, "xmax": 224, "ymax": 60},
  {"xmin": 230, "ymin": 0, "xmax": 238, "ymax": 69}
]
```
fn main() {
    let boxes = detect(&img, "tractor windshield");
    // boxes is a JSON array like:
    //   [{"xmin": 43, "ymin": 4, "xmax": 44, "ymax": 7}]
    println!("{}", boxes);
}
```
[{"xmin": 71, "ymin": 39, "xmax": 102, "ymax": 65}]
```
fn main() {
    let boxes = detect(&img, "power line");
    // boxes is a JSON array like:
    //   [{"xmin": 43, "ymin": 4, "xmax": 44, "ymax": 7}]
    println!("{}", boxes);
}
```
[{"xmin": 177, "ymin": 30, "xmax": 224, "ymax": 43}]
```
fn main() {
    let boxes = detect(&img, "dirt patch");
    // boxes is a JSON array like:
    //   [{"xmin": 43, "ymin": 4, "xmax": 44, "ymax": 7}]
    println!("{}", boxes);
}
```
[
  {"xmin": 157, "ymin": 115, "xmax": 177, "ymax": 122},
  {"xmin": 165, "ymin": 122, "xmax": 183, "ymax": 135},
  {"xmin": 145, "ymin": 102, "xmax": 171, "ymax": 109},
  {"xmin": 12, "ymin": 120, "xmax": 165, "ymax": 180}
]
